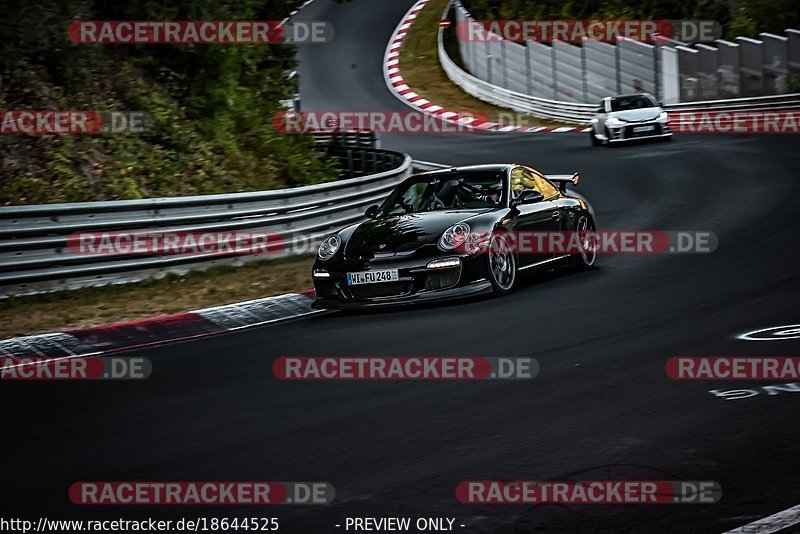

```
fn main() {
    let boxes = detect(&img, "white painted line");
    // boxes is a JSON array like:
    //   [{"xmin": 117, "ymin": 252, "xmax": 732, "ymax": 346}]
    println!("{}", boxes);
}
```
[
  {"xmin": 738, "ymin": 325, "xmax": 800, "ymax": 341},
  {"xmin": 552, "ymin": 126, "xmax": 575, "ymax": 133},
  {"xmin": 280, "ymin": 0, "xmax": 318, "ymax": 26},
  {"xmin": 724, "ymin": 503, "xmax": 800, "ymax": 533}
]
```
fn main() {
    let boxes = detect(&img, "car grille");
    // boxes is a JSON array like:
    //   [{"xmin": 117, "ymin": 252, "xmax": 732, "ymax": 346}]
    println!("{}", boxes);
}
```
[
  {"xmin": 624, "ymin": 123, "xmax": 663, "ymax": 138},
  {"xmin": 348, "ymin": 282, "xmax": 413, "ymax": 299},
  {"xmin": 424, "ymin": 269, "xmax": 460, "ymax": 290}
]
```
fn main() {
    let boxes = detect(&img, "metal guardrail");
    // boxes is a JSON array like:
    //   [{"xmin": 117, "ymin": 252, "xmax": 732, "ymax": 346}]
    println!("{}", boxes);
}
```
[
  {"xmin": 312, "ymin": 131, "xmax": 382, "ymax": 151},
  {"xmin": 0, "ymin": 147, "xmax": 415, "ymax": 298},
  {"xmin": 437, "ymin": 3, "xmax": 800, "ymax": 124},
  {"xmin": 410, "ymin": 160, "xmax": 450, "ymax": 172},
  {"xmin": 437, "ymin": 18, "xmax": 596, "ymax": 123}
]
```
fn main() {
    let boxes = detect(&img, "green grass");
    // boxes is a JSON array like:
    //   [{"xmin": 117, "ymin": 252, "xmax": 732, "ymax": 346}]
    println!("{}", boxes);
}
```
[
  {"xmin": 398, "ymin": 0, "xmax": 573, "ymax": 128},
  {"xmin": 1, "ymin": 255, "xmax": 315, "ymax": 338}
]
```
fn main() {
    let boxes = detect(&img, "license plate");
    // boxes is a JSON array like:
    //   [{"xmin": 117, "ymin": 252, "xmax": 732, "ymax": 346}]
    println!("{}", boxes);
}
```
[
  {"xmin": 347, "ymin": 269, "xmax": 399, "ymax": 285},
  {"xmin": 633, "ymin": 125, "xmax": 655, "ymax": 133}
]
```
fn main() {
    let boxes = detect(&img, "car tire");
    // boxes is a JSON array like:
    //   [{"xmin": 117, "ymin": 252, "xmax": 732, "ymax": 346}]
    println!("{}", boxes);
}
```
[
  {"xmin": 590, "ymin": 129, "xmax": 600, "ymax": 146},
  {"xmin": 488, "ymin": 233, "xmax": 517, "ymax": 295},
  {"xmin": 571, "ymin": 213, "xmax": 597, "ymax": 271}
]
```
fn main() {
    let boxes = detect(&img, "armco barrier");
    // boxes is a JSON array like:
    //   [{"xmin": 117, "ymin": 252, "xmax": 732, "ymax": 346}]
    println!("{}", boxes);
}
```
[
  {"xmin": 0, "ymin": 146, "xmax": 414, "ymax": 298},
  {"xmin": 440, "ymin": 1, "xmax": 800, "ymax": 123}
]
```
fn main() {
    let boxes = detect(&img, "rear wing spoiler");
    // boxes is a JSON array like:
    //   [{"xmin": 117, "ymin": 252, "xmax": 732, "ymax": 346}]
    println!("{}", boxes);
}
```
[{"xmin": 545, "ymin": 172, "xmax": 580, "ymax": 193}]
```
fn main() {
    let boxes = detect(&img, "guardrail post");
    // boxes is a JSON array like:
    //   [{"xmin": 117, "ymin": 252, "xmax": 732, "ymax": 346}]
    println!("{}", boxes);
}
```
[
  {"xmin": 580, "ymin": 43, "xmax": 588, "ymax": 103},
  {"xmin": 789, "ymin": 29, "xmax": 800, "ymax": 77},
  {"xmin": 552, "ymin": 46, "xmax": 559, "ymax": 100},
  {"xmin": 347, "ymin": 149, "xmax": 354, "ymax": 177},
  {"xmin": 760, "ymin": 32, "xmax": 789, "ymax": 94},
  {"xmin": 524, "ymin": 44, "xmax": 532, "ymax": 95},
  {"xmin": 500, "ymin": 37, "xmax": 509, "ymax": 88},
  {"xmin": 736, "ymin": 36, "xmax": 765, "ymax": 97}
]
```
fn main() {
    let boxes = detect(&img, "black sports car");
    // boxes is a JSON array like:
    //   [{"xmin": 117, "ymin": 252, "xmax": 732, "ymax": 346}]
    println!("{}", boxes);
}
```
[{"xmin": 312, "ymin": 164, "xmax": 596, "ymax": 309}]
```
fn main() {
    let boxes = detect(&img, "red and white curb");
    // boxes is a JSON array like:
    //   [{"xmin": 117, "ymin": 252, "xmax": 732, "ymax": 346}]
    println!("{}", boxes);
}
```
[
  {"xmin": 724, "ymin": 503, "xmax": 800, "ymax": 533},
  {"xmin": 281, "ymin": 0, "xmax": 317, "ymax": 25},
  {"xmin": 382, "ymin": 0, "xmax": 590, "ymax": 133},
  {"xmin": 0, "ymin": 291, "xmax": 320, "ymax": 363}
]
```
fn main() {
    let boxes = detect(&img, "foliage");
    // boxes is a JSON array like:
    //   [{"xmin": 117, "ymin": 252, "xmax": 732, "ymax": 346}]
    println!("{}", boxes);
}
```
[{"xmin": 0, "ymin": 0, "xmax": 338, "ymax": 204}]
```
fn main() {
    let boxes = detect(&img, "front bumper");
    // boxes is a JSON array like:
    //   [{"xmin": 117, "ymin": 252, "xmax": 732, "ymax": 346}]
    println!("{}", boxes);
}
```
[
  {"xmin": 607, "ymin": 121, "xmax": 672, "ymax": 142},
  {"xmin": 313, "ymin": 278, "xmax": 492, "ymax": 309},
  {"xmin": 312, "ymin": 250, "xmax": 490, "ymax": 309}
]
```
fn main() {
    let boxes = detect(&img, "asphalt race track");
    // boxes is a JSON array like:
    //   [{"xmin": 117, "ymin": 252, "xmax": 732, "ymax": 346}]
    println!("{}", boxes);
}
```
[{"xmin": 3, "ymin": 0, "xmax": 800, "ymax": 532}]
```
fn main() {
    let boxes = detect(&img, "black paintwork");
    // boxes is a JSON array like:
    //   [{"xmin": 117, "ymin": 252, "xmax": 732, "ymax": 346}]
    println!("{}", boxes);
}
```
[{"xmin": 312, "ymin": 164, "xmax": 593, "ymax": 308}]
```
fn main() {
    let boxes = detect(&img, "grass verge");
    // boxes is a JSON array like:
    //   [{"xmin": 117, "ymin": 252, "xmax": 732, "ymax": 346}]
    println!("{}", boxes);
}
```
[
  {"xmin": 398, "ymin": 0, "xmax": 571, "ymax": 128},
  {"xmin": 1, "ymin": 256, "xmax": 314, "ymax": 339}
]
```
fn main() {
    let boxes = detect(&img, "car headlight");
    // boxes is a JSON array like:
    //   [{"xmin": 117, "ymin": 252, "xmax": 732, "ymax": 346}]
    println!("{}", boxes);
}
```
[
  {"xmin": 438, "ymin": 222, "xmax": 470, "ymax": 251},
  {"xmin": 657, "ymin": 111, "xmax": 669, "ymax": 122},
  {"xmin": 607, "ymin": 117, "xmax": 626, "ymax": 127},
  {"xmin": 317, "ymin": 234, "xmax": 341, "ymax": 261}
]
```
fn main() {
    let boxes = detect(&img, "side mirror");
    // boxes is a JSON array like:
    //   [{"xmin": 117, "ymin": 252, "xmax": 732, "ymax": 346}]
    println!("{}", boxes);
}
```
[
  {"xmin": 365, "ymin": 204, "xmax": 379, "ymax": 218},
  {"xmin": 514, "ymin": 189, "xmax": 544, "ymax": 206}
]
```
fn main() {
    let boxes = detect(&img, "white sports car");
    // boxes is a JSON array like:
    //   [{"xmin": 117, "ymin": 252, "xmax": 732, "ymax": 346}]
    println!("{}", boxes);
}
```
[{"xmin": 589, "ymin": 93, "xmax": 672, "ymax": 146}]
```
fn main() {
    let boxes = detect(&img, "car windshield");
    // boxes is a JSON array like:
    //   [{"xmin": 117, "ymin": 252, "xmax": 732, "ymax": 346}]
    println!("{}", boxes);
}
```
[
  {"xmin": 377, "ymin": 171, "xmax": 505, "ymax": 216},
  {"xmin": 610, "ymin": 95, "xmax": 657, "ymax": 112}
]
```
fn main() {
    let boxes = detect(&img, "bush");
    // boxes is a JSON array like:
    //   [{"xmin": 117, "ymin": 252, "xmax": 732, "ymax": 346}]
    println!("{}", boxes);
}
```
[{"xmin": 0, "ymin": 0, "xmax": 338, "ymax": 205}]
